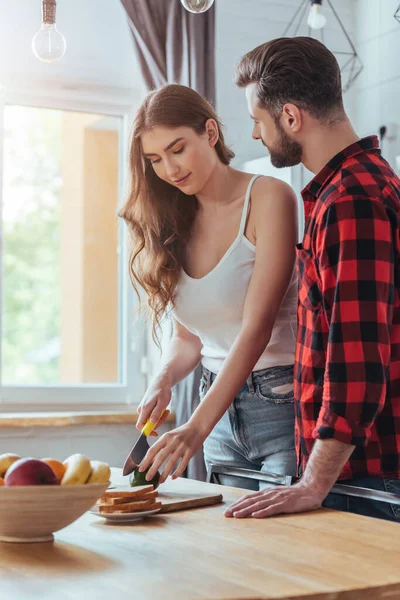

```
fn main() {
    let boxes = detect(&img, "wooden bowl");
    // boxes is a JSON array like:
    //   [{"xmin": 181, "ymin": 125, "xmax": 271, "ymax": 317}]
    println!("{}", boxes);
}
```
[{"xmin": 0, "ymin": 482, "xmax": 109, "ymax": 543}]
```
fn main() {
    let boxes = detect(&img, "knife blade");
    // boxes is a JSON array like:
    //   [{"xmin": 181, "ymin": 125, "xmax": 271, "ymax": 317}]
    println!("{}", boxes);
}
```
[{"xmin": 122, "ymin": 410, "xmax": 166, "ymax": 476}]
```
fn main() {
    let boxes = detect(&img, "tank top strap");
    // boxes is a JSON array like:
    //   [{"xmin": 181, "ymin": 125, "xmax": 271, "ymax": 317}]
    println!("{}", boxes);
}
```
[{"xmin": 238, "ymin": 174, "xmax": 262, "ymax": 237}]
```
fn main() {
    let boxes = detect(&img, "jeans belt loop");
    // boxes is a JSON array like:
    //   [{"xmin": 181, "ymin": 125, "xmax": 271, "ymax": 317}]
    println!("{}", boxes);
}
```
[
  {"xmin": 206, "ymin": 368, "xmax": 212, "ymax": 389},
  {"xmin": 246, "ymin": 372, "xmax": 255, "ymax": 394}
]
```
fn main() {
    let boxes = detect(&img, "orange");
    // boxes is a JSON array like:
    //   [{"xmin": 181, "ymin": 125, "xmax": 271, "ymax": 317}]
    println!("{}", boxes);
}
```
[
  {"xmin": 41, "ymin": 458, "xmax": 66, "ymax": 480},
  {"xmin": 0, "ymin": 477, "xmax": 4, "ymax": 486}
]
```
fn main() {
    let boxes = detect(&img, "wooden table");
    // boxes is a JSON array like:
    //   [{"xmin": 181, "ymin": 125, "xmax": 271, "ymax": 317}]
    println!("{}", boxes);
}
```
[{"xmin": 2, "ymin": 469, "xmax": 400, "ymax": 600}]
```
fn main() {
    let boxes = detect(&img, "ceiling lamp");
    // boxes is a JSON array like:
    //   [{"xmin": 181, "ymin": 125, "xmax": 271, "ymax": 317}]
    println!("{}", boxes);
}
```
[
  {"xmin": 307, "ymin": 0, "xmax": 327, "ymax": 30},
  {"xmin": 180, "ymin": 0, "xmax": 215, "ymax": 13},
  {"xmin": 283, "ymin": 0, "xmax": 363, "ymax": 93},
  {"xmin": 32, "ymin": 0, "xmax": 66, "ymax": 63}
]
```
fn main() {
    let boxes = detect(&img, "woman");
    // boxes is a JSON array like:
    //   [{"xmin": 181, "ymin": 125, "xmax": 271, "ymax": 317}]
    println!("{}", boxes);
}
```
[{"xmin": 120, "ymin": 84, "xmax": 298, "ymax": 490}]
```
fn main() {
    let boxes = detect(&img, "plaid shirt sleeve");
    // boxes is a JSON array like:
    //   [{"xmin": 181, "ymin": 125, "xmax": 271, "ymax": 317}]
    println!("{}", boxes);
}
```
[{"xmin": 313, "ymin": 194, "xmax": 394, "ymax": 447}]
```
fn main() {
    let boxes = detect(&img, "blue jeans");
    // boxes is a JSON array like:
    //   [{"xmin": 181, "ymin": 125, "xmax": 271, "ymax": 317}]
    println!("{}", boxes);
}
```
[
  {"xmin": 323, "ymin": 476, "xmax": 400, "ymax": 522},
  {"xmin": 200, "ymin": 365, "xmax": 296, "ymax": 490}
]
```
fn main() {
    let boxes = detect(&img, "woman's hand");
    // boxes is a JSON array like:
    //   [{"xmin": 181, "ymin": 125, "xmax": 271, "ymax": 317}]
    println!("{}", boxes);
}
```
[
  {"xmin": 138, "ymin": 422, "xmax": 205, "ymax": 483},
  {"xmin": 136, "ymin": 374, "xmax": 172, "ymax": 436}
]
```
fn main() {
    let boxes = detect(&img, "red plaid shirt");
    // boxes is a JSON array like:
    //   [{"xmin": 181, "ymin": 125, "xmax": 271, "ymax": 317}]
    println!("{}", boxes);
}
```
[{"xmin": 295, "ymin": 136, "xmax": 400, "ymax": 480}]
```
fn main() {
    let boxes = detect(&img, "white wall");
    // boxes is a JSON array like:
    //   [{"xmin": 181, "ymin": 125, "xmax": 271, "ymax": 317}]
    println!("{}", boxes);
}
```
[
  {"xmin": 353, "ymin": 0, "xmax": 400, "ymax": 170},
  {"xmin": 0, "ymin": 422, "xmax": 171, "ymax": 468},
  {"xmin": 0, "ymin": 0, "xmax": 143, "ymax": 93},
  {"xmin": 215, "ymin": 0, "xmax": 357, "ymax": 168}
]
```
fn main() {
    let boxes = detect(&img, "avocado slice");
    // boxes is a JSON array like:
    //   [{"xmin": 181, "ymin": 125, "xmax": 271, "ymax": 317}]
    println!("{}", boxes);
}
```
[{"xmin": 129, "ymin": 466, "xmax": 160, "ymax": 490}]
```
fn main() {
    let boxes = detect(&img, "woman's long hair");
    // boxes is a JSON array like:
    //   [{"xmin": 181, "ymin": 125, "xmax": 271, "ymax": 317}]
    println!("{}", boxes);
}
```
[{"xmin": 119, "ymin": 84, "xmax": 234, "ymax": 342}]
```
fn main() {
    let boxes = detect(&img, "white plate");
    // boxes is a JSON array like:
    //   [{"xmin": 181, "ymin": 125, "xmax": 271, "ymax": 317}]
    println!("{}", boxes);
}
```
[{"xmin": 90, "ymin": 506, "xmax": 161, "ymax": 522}]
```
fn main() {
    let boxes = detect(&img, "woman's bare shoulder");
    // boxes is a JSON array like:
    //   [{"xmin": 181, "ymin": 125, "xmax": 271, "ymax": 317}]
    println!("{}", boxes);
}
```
[{"xmin": 250, "ymin": 175, "xmax": 297, "ymax": 213}]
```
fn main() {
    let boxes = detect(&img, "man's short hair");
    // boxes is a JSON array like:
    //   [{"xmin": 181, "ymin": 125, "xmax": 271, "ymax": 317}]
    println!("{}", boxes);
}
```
[{"xmin": 235, "ymin": 37, "xmax": 344, "ymax": 121}]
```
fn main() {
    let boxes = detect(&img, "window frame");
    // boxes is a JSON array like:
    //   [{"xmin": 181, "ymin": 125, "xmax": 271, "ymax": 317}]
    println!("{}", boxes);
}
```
[{"xmin": 0, "ymin": 81, "xmax": 147, "ymax": 412}]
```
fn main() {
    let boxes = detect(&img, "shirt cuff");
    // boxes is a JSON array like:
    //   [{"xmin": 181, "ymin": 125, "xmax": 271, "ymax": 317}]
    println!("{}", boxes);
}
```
[{"xmin": 313, "ymin": 404, "xmax": 372, "ymax": 447}]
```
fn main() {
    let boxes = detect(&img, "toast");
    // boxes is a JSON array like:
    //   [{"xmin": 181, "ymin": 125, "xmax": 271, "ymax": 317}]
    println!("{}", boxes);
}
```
[
  {"xmin": 102, "ymin": 485, "xmax": 154, "ymax": 499},
  {"xmin": 98, "ymin": 498, "xmax": 155, "ymax": 514},
  {"xmin": 105, "ymin": 490, "xmax": 159, "ymax": 506},
  {"xmin": 112, "ymin": 501, "xmax": 162, "ymax": 514}
]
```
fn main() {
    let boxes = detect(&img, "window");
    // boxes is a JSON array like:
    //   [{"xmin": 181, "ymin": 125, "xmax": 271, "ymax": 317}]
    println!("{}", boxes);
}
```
[{"xmin": 0, "ymin": 86, "xmax": 146, "ymax": 409}]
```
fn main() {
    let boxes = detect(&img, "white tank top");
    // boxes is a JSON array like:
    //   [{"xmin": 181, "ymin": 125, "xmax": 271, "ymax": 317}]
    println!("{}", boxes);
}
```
[{"xmin": 172, "ymin": 175, "xmax": 298, "ymax": 374}]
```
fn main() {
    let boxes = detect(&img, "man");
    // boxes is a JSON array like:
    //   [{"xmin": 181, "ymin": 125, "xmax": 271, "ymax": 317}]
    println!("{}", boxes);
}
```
[{"xmin": 226, "ymin": 37, "xmax": 400, "ymax": 521}]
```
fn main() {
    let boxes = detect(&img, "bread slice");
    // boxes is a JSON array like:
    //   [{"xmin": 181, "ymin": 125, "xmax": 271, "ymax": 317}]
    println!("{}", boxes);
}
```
[
  {"xmin": 98, "ymin": 498, "xmax": 154, "ymax": 513},
  {"xmin": 112, "ymin": 501, "xmax": 162, "ymax": 514},
  {"xmin": 134, "ymin": 490, "xmax": 158, "ymax": 502},
  {"xmin": 105, "ymin": 490, "xmax": 159, "ymax": 506},
  {"xmin": 102, "ymin": 485, "xmax": 154, "ymax": 499}
]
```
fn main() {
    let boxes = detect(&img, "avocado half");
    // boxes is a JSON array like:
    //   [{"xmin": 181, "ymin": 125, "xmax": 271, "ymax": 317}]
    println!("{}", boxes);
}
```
[{"xmin": 129, "ymin": 466, "xmax": 160, "ymax": 490}]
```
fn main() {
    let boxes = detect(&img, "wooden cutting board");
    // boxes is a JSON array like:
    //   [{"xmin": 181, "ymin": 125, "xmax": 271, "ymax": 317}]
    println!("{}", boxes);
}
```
[
  {"xmin": 158, "ymin": 491, "xmax": 223, "ymax": 513},
  {"xmin": 107, "ymin": 470, "xmax": 223, "ymax": 513}
]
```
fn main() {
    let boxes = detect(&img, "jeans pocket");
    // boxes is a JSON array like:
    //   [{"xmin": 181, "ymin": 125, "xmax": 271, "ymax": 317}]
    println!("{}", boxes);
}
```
[
  {"xmin": 383, "ymin": 478, "xmax": 400, "ymax": 518},
  {"xmin": 255, "ymin": 366, "xmax": 294, "ymax": 404},
  {"xmin": 255, "ymin": 386, "xmax": 295, "ymax": 403}
]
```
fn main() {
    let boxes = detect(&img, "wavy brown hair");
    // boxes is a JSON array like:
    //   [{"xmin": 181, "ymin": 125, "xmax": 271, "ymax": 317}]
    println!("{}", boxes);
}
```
[{"xmin": 119, "ymin": 84, "xmax": 234, "ymax": 342}]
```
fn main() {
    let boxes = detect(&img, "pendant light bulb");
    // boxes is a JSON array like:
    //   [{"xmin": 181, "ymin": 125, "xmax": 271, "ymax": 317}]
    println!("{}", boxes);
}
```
[
  {"xmin": 180, "ymin": 0, "xmax": 215, "ymax": 14},
  {"xmin": 32, "ymin": 0, "xmax": 66, "ymax": 63},
  {"xmin": 307, "ymin": 0, "xmax": 327, "ymax": 30}
]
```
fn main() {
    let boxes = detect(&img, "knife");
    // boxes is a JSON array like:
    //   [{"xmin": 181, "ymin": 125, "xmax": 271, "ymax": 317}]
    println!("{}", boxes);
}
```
[{"xmin": 122, "ymin": 410, "xmax": 166, "ymax": 476}]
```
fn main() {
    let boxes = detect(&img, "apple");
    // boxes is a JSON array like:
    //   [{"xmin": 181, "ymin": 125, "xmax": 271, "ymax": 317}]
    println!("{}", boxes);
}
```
[{"xmin": 4, "ymin": 458, "xmax": 60, "ymax": 486}]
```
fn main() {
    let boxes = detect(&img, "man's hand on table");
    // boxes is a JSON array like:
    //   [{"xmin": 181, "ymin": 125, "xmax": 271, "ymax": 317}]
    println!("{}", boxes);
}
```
[
  {"xmin": 226, "ymin": 440, "xmax": 356, "ymax": 518},
  {"xmin": 224, "ymin": 482, "xmax": 326, "ymax": 519}
]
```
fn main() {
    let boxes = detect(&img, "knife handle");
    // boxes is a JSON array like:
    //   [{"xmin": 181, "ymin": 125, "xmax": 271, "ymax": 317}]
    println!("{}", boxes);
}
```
[{"xmin": 141, "ymin": 409, "xmax": 167, "ymax": 437}]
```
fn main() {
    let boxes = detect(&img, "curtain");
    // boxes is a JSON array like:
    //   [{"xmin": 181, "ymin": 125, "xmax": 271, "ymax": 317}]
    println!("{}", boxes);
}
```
[
  {"xmin": 121, "ymin": 0, "xmax": 216, "ymax": 480},
  {"xmin": 120, "ymin": 0, "xmax": 215, "ymax": 103}
]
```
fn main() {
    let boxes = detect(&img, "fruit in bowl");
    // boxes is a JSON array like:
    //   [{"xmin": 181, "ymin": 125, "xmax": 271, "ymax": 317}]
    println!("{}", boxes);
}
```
[
  {"xmin": 4, "ymin": 458, "xmax": 59, "ymax": 486},
  {"xmin": 61, "ymin": 454, "xmax": 92, "ymax": 485},
  {"xmin": 0, "ymin": 452, "xmax": 111, "ymax": 543},
  {"xmin": 41, "ymin": 458, "xmax": 66, "ymax": 481},
  {"xmin": 86, "ymin": 460, "xmax": 112, "ymax": 484},
  {"xmin": 0, "ymin": 453, "xmax": 21, "ymax": 477},
  {"xmin": 61, "ymin": 454, "xmax": 111, "ymax": 486}
]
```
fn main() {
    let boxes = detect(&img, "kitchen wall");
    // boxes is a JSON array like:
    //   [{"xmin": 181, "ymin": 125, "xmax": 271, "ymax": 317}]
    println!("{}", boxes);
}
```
[
  {"xmin": 352, "ymin": 0, "xmax": 400, "ymax": 170},
  {"xmin": 215, "ymin": 0, "xmax": 357, "ymax": 169},
  {"xmin": 0, "ymin": 0, "xmax": 142, "ymax": 93},
  {"xmin": 0, "ymin": 422, "xmax": 171, "ymax": 467}
]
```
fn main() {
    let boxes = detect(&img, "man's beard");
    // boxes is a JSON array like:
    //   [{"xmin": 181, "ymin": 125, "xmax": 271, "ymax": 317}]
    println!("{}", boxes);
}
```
[{"xmin": 263, "ymin": 120, "xmax": 302, "ymax": 168}]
